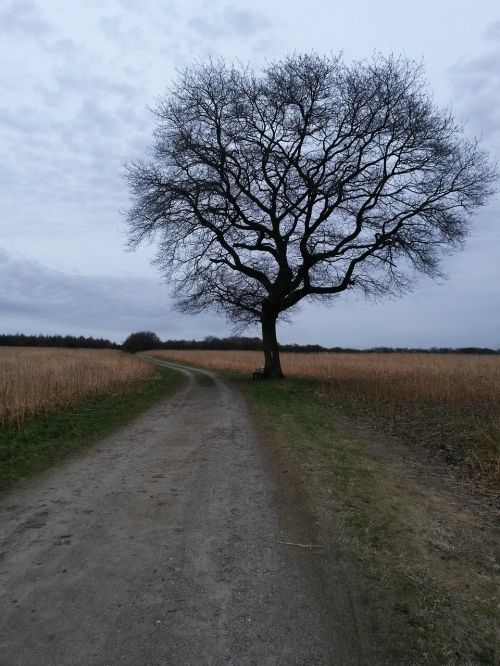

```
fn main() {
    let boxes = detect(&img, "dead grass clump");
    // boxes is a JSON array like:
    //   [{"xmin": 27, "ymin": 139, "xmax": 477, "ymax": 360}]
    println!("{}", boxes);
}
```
[{"xmin": 0, "ymin": 348, "xmax": 154, "ymax": 427}]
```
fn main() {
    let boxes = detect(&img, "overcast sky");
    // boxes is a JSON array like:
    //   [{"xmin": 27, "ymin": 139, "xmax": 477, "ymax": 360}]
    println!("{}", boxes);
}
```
[{"xmin": 1, "ymin": 0, "xmax": 499, "ymax": 347}]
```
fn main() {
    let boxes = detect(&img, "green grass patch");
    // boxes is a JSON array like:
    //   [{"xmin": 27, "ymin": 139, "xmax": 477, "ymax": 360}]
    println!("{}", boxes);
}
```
[
  {"xmin": 237, "ymin": 376, "xmax": 498, "ymax": 665},
  {"xmin": 0, "ymin": 367, "xmax": 183, "ymax": 494}
]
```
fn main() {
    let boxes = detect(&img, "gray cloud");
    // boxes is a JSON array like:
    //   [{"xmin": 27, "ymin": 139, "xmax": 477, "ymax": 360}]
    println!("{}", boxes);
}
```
[
  {"xmin": 485, "ymin": 19, "xmax": 500, "ymax": 41},
  {"xmin": 0, "ymin": 249, "xmax": 227, "ymax": 342},
  {"xmin": 0, "ymin": 0, "xmax": 52, "ymax": 37},
  {"xmin": 43, "ymin": 38, "xmax": 78, "ymax": 57},
  {"xmin": 99, "ymin": 14, "xmax": 143, "ymax": 47},
  {"xmin": 188, "ymin": 4, "xmax": 271, "ymax": 40},
  {"xmin": 112, "ymin": 0, "xmax": 179, "ymax": 16},
  {"xmin": 37, "ymin": 64, "xmax": 145, "ymax": 107},
  {"xmin": 1, "ymin": 243, "xmax": 498, "ymax": 347},
  {"xmin": 96, "ymin": 1, "xmax": 181, "ymax": 59},
  {"xmin": 0, "ymin": 1, "xmax": 498, "ymax": 347},
  {"xmin": 450, "ymin": 21, "xmax": 500, "ymax": 142}
]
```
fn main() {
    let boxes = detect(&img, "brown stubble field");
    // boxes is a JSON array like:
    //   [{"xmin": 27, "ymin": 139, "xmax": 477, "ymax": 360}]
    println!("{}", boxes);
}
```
[
  {"xmin": 152, "ymin": 350, "xmax": 500, "ymax": 490},
  {"xmin": 0, "ymin": 347, "xmax": 155, "ymax": 427}
]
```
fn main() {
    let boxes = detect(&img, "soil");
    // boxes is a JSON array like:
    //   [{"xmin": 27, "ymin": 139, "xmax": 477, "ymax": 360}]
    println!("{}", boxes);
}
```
[{"xmin": 0, "ymin": 361, "xmax": 375, "ymax": 665}]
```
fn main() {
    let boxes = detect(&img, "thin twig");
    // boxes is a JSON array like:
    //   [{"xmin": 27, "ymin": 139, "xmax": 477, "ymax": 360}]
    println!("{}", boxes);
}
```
[{"xmin": 262, "ymin": 537, "xmax": 322, "ymax": 549}]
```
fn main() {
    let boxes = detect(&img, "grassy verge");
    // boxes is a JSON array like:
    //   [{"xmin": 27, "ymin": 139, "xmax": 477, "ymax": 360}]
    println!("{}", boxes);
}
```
[
  {"xmin": 317, "ymin": 379, "xmax": 499, "ymax": 493},
  {"xmin": 237, "ymin": 376, "xmax": 498, "ymax": 665},
  {"xmin": 0, "ymin": 366, "xmax": 183, "ymax": 494}
]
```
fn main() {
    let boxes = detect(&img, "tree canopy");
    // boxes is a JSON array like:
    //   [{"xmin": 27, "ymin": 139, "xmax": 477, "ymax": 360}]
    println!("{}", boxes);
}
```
[
  {"xmin": 122, "ymin": 331, "xmax": 162, "ymax": 354},
  {"xmin": 126, "ymin": 54, "xmax": 497, "ymax": 376}
]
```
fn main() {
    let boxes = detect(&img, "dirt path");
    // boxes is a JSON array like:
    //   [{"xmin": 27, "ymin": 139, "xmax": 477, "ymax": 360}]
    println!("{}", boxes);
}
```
[{"xmin": 0, "ymin": 362, "xmax": 369, "ymax": 666}]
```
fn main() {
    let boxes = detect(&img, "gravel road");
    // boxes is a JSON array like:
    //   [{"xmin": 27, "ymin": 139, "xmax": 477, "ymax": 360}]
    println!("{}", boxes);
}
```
[{"xmin": 0, "ymin": 361, "xmax": 369, "ymax": 665}]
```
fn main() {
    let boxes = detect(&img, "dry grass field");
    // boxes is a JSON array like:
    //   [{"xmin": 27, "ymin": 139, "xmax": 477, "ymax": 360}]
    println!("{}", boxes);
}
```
[
  {"xmin": 153, "ymin": 350, "xmax": 500, "ymax": 487},
  {"xmin": 0, "ymin": 347, "xmax": 155, "ymax": 427}
]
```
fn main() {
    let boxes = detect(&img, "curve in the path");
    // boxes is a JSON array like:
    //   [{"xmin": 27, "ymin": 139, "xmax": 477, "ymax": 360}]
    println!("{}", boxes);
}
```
[{"xmin": 0, "ymin": 361, "xmax": 367, "ymax": 665}]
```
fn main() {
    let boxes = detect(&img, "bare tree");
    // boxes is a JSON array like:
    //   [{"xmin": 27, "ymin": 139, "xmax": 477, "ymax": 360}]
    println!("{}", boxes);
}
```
[{"xmin": 125, "ymin": 54, "xmax": 496, "ymax": 378}]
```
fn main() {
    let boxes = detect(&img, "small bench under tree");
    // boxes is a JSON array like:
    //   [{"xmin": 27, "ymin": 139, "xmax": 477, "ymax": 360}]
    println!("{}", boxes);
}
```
[{"xmin": 252, "ymin": 367, "xmax": 265, "ymax": 380}]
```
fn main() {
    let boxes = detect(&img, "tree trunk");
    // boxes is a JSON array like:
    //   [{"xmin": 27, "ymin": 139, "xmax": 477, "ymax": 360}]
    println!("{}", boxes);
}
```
[{"xmin": 261, "ymin": 310, "xmax": 284, "ymax": 379}]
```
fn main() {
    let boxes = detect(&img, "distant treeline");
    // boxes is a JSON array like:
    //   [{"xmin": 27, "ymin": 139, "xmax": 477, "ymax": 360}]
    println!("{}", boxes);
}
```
[
  {"xmin": 1, "ymin": 332, "xmax": 498, "ymax": 354},
  {"xmin": 0, "ymin": 333, "xmax": 119, "ymax": 349},
  {"xmin": 158, "ymin": 336, "xmax": 500, "ymax": 355},
  {"xmin": 162, "ymin": 335, "xmax": 263, "ymax": 350}
]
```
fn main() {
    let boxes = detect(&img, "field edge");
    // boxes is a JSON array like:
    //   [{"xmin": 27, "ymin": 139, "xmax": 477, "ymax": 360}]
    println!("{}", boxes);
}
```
[{"xmin": 0, "ymin": 366, "xmax": 184, "ymax": 495}]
